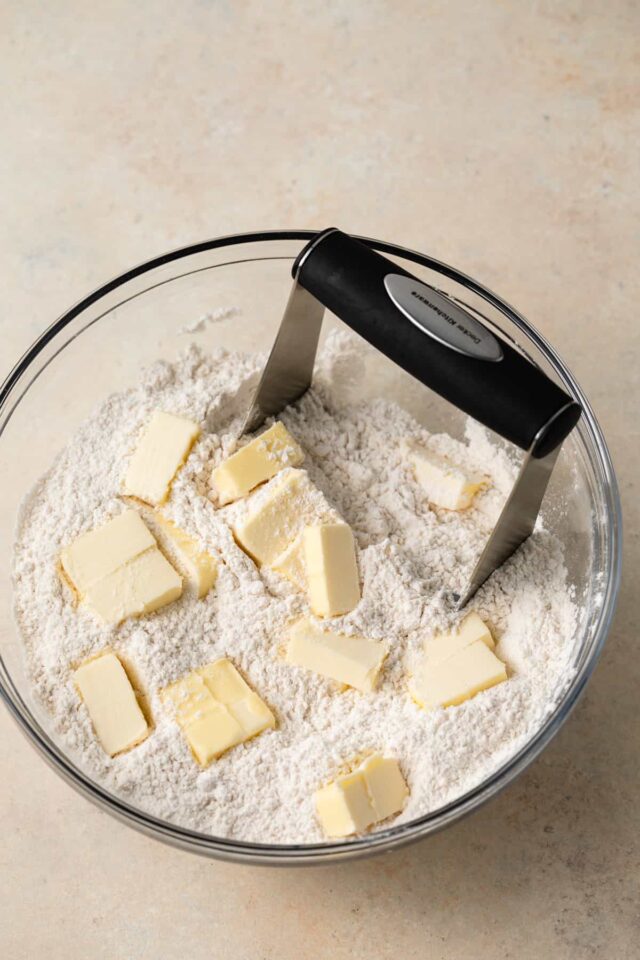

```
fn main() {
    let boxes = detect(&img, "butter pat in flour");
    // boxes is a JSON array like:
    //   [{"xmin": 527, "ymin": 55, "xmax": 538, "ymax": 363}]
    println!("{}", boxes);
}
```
[
  {"xmin": 270, "ymin": 535, "xmax": 308, "ymax": 590},
  {"xmin": 360, "ymin": 754, "xmax": 409, "ymax": 822},
  {"xmin": 155, "ymin": 514, "xmax": 218, "ymax": 598},
  {"xmin": 233, "ymin": 469, "xmax": 337, "ymax": 567},
  {"xmin": 285, "ymin": 617, "xmax": 386, "ymax": 693},
  {"xmin": 303, "ymin": 523, "xmax": 360, "ymax": 617},
  {"xmin": 163, "ymin": 659, "xmax": 275, "ymax": 767},
  {"xmin": 199, "ymin": 659, "xmax": 274, "ymax": 740},
  {"xmin": 316, "ymin": 772, "xmax": 375, "ymax": 837},
  {"xmin": 60, "ymin": 510, "xmax": 182, "ymax": 624},
  {"xmin": 124, "ymin": 410, "xmax": 201, "ymax": 505},
  {"xmin": 270, "ymin": 505, "xmax": 339, "ymax": 590},
  {"xmin": 315, "ymin": 753, "xmax": 408, "ymax": 837},
  {"xmin": 411, "ymin": 639, "xmax": 507, "ymax": 710},
  {"xmin": 424, "ymin": 611, "xmax": 495, "ymax": 666},
  {"xmin": 60, "ymin": 509, "xmax": 155, "ymax": 593},
  {"xmin": 84, "ymin": 548, "xmax": 182, "ymax": 623},
  {"xmin": 406, "ymin": 441, "xmax": 484, "ymax": 510},
  {"xmin": 211, "ymin": 421, "xmax": 304, "ymax": 504},
  {"xmin": 73, "ymin": 651, "xmax": 149, "ymax": 757}
]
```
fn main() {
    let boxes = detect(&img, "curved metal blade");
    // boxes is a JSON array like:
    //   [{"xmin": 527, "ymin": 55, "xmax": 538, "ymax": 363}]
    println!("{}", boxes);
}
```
[
  {"xmin": 241, "ymin": 281, "xmax": 325, "ymax": 435},
  {"xmin": 455, "ymin": 446, "xmax": 559, "ymax": 608}
]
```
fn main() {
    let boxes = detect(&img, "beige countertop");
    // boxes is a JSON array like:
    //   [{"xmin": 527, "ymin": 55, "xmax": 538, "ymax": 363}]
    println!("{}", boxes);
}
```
[{"xmin": 1, "ymin": 2, "xmax": 638, "ymax": 957}]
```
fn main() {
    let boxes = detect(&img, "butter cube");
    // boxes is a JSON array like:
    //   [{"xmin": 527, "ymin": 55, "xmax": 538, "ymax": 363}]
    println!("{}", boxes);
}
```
[
  {"xmin": 199, "ymin": 657, "xmax": 252, "ymax": 703},
  {"xmin": 163, "ymin": 673, "xmax": 245, "ymax": 766},
  {"xmin": 315, "ymin": 773, "xmax": 376, "ymax": 837},
  {"xmin": 124, "ymin": 410, "xmax": 201, "ymax": 505},
  {"xmin": 411, "ymin": 639, "xmax": 507, "ymax": 710},
  {"xmin": 233, "ymin": 469, "xmax": 337, "ymax": 567},
  {"xmin": 360, "ymin": 754, "xmax": 409, "ymax": 822},
  {"xmin": 270, "ymin": 498, "xmax": 339, "ymax": 591},
  {"xmin": 155, "ymin": 514, "xmax": 218, "ymax": 598},
  {"xmin": 73, "ymin": 651, "xmax": 149, "ymax": 757},
  {"xmin": 60, "ymin": 509, "xmax": 155, "ymax": 594},
  {"xmin": 285, "ymin": 617, "xmax": 386, "ymax": 693},
  {"xmin": 163, "ymin": 671, "xmax": 212, "ymax": 725},
  {"xmin": 211, "ymin": 421, "xmax": 304, "ymax": 505},
  {"xmin": 183, "ymin": 699, "xmax": 245, "ymax": 767},
  {"xmin": 228, "ymin": 692, "xmax": 277, "ymax": 739},
  {"xmin": 315, "ymin": 753, "xmax": 408, "ymax": 837},
  {"xmin": 424, "ymin": 612, "xmax": 495, "ymax": 666},
  {"xmin": 200, "ymin": 659, "xmax": 275, "ymax": 738},
  {"xmin": 84, "ymin": 547, "xmax": 182, "ymax": 624},
  {"xmin": 304, "ymin": 523, "xmax": 360, "ymax": 617},
  {"xmin": 270, "ymin": 535, "xmax": 308, "ymax": 590},
  {"xmin": 181, "ymin": 699, "xmax": 245, "ymax": 767},
  {"xmin": 406, "ymin": 441, "xmax": 484, "ymax": 510},
  {"xmin": 60, "ymin": 510, "xmax": 183, "ymax": 623},
  {"xmin": 163, "ymin": 659, "xmax": 275, "ymax": 767}
]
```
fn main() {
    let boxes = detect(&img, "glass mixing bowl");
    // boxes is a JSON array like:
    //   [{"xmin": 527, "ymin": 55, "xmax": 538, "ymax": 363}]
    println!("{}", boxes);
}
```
[{"xmin": 0, "ymin": 231, "xmax": 622, "ymax": 864}]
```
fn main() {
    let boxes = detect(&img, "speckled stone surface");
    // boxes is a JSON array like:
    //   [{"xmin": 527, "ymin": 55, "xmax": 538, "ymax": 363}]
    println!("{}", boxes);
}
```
[{"xmin": 1, "ymin": 2, "xmax": 638, "ymax": 957}]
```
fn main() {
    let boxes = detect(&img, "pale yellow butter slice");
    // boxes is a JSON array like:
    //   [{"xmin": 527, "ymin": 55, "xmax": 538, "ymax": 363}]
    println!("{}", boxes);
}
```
[
  {"xmin": 211, "ymin": 421, "xmax": 304, "ymax": 505},
  {"xmin": 163, "ymin": 672, "xmax": 245, "ymax": 766},
  {"xmin": 228, "ymin": 692, "xmax": 277, "ymax": 739},
  {"xmin": 60, "ymin": 510, "xmax": 183, "ymax": 623},
  {"xmin": 124, "ymin": 410, "xmax": 201, "ymax": 506},
  {"xmin": 315, "ymin": 772, "xmax": 376, "ymax": 838},
  {"xmin": 233, "ymin": 469, "xmax": 337, "ymax": 567},
  {"xmin": 406, "ymin": 441, "xmax": 484, "ymax": 510},
  {"xmin": 360, "ymin": 754, "xmax": 409, "ymax": 822},
  {"xmin": 162, "ymin": 671, "xmax": 211, "ymax": 725},
  {"xmin": 304, "ymin": 523, "xmax": 360, "ymax": 617},
  {"xmin": 424, "ymin": 611, "xmax": 495, "ymax": 666},
  {"xmin": 411, "ymin": 639, "xmax": 507, "ymax": 710},
  {"xmin": 270, "ymin": 501, "xmax": 339, "ymax": 591},
  {"xmin": 185, "ymin": 702, "xmax": 245, "ymax": 766},
  {"xmin": 270, "ymin": 535, "xmax": 308, "ymax": 590},
  {"xmin": 73, "ymin": 651, "xmax": 149, "ymax": 757},
  {"xmin": 155, "ymin": 514, "xmax": 218, "ymax": 599},
  {"xmin": 199, "ymin": 659, "xmax": 275, "ymax": 738},
  {"xmin": 60, "ymin": 509, "xmax": 155, "ymax": 594},
  {"xmin": 285, "ymin": 617, "xmax": 386, "ymax": 693},
  {"xmin": 84, "ymin": 548, "xmax": 182, "ymax": 624},
  {"xmin": 315, "ymin": 753, "xmax": 408, "ymax": 837},
  {"xmin": 163, "ymin": 658, "xmax": 275, "ymax": 767},
  {"xmin": 199, "ymin": 657, "xmax": 252, "ymax": 703}
]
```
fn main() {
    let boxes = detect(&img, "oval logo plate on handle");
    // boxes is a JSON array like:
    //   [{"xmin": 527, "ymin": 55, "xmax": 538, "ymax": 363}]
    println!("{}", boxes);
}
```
[{"xmin": 384, "ymin": 274, "xmax": 503, "ymax": 362}]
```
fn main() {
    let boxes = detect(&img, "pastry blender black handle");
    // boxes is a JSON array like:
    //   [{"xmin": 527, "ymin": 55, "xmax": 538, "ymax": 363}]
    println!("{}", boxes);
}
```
[{"xmin": 293, "ymin": 229, "xmax": 580, "ymax": 457}]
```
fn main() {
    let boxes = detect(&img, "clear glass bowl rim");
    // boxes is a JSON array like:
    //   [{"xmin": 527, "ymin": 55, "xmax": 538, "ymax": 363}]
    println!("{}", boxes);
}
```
[{"xmin": 0, "ymin": 229, "xmax": 623, "ymax": 865}]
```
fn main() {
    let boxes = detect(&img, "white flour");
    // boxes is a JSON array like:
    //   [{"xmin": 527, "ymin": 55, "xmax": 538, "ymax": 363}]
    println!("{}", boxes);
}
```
[
  {"xmin": 12, "ymin": 331, "xmax": 578, "ymax": 844},
  {"xmin": 178, "ymin": 305, "xmax": 240, "ymax": 336}
]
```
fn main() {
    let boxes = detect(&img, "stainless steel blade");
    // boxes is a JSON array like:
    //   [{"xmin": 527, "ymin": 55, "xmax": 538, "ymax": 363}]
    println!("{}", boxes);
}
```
[
  {"xmin": 241, "ymin": 281, "xmax": 325, "ymax": 435},
  {"xmin": 455, "ymin": 445, "xmax": 560, "ymax": 608}
]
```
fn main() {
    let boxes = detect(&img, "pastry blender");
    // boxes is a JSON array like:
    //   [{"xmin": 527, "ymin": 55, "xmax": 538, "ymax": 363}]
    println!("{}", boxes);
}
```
[{"xmin": 242, "ymin": 229, "xmax": 581, "ymax": 607}]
